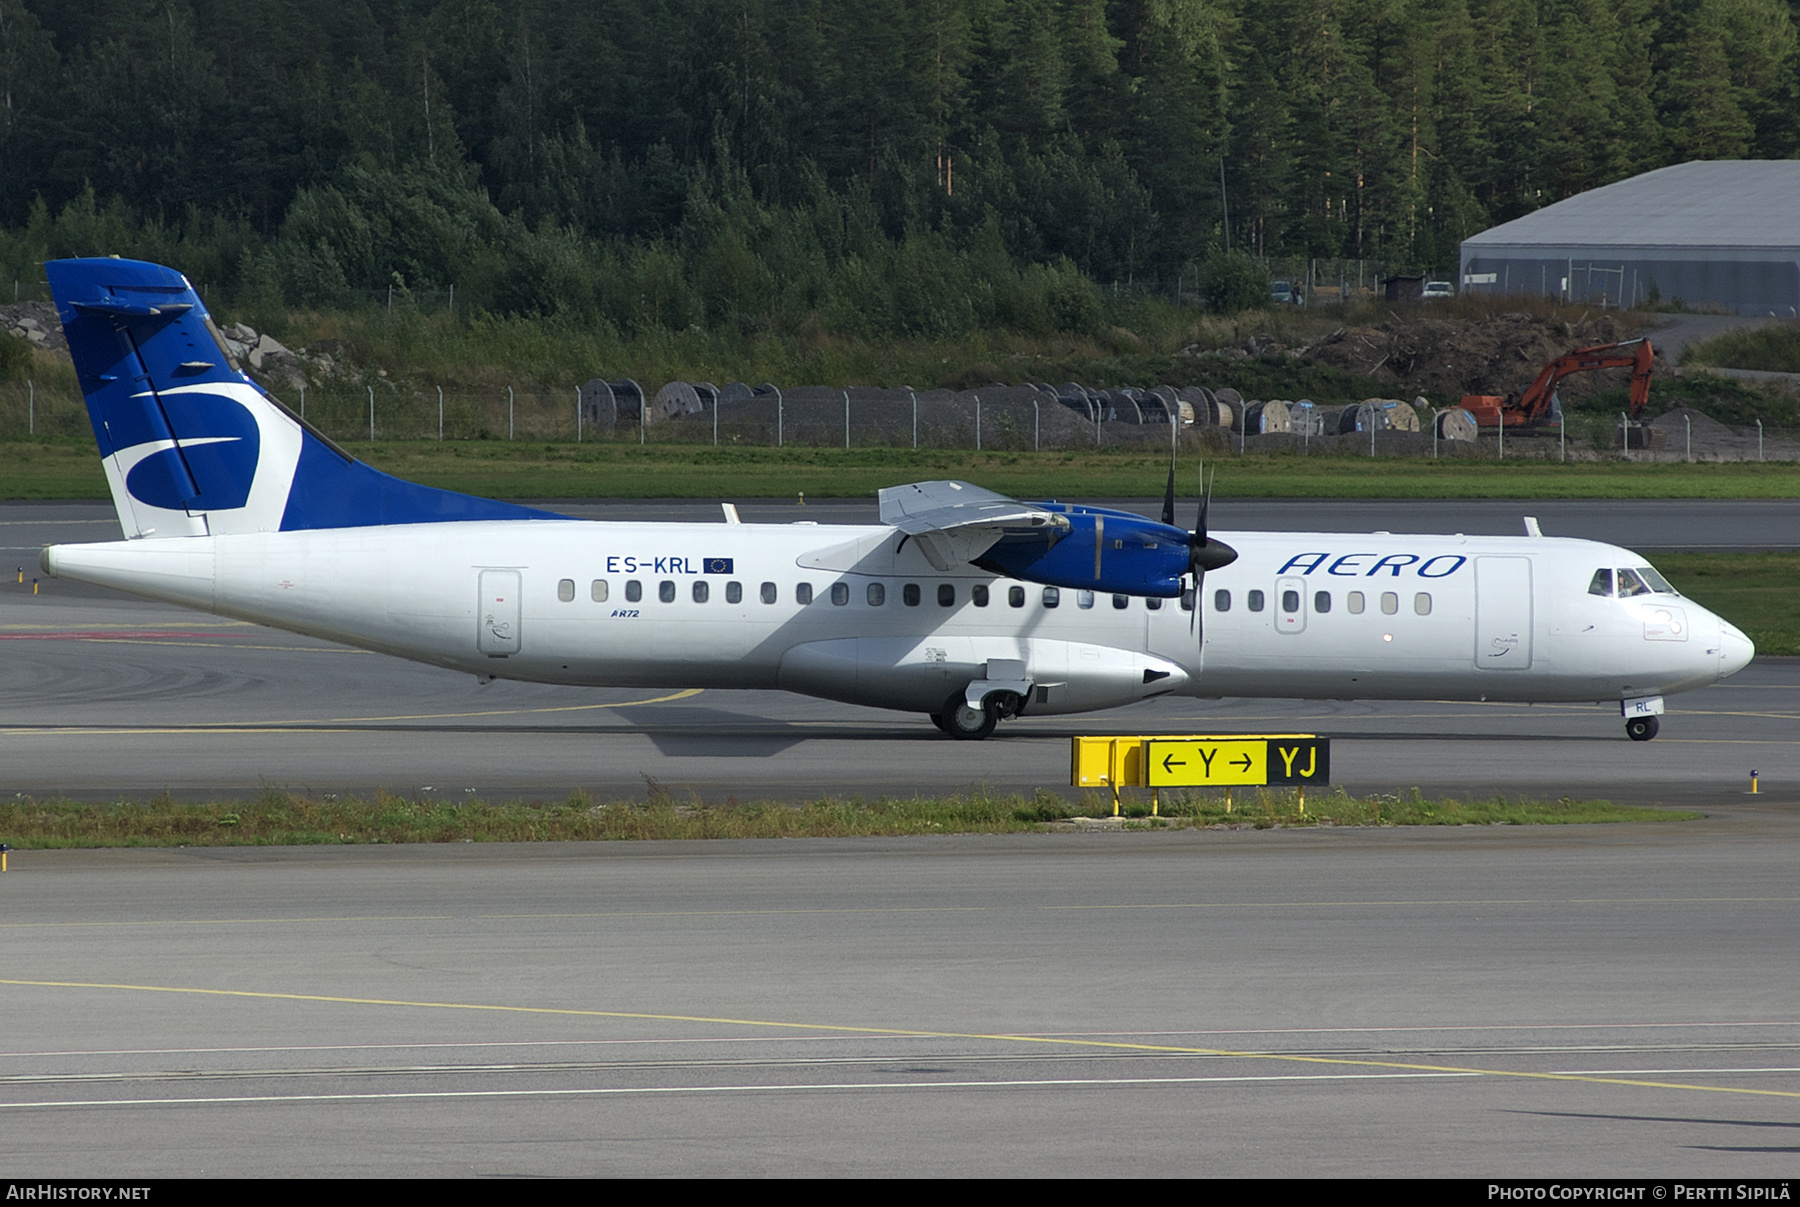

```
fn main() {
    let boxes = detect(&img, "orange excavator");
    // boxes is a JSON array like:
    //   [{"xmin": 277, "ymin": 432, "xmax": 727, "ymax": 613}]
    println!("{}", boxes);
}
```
[{"xmin": 1460, "ymin": 338, "xmax": 1654, "ymax": 429}]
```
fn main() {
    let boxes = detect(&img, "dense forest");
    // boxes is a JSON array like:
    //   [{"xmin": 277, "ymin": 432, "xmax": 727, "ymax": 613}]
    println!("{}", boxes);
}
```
[{"xmin": 0, "ymin": 0, "xmax": 1794, "ymax": 336}]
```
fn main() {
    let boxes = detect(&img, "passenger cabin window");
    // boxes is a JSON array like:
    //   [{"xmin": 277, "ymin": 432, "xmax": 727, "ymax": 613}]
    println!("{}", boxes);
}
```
[
  {"xmin": 1180, "ymin": 589, "xmax": 1194, "ymax": 612},
  {"xmin": 1588, "ymin": 568, "xmax": 1614, "ymax": 597},
  {"xmin": 972, "ymin": 585, "xmax": 990, "ymax": 607},
  {"xmin": 1009, "ymin": 586, "xmax": 1026, "ymax": 608},
  {"xmin": 557, "ymin": 578, "xmax": 575, "ymax": 602},
  {"xmin": 625, "ymin": 580, "xmax": 643, "ymax": 603},
  {"xmin": 1247, "ymin": 590, "xmax": 1265, "ymax": 613},
  {"xmin": 1146, "ymin": 597, "xmax": 1162, "ymax": 610},
  {"xmin": 1077, "ymin": 590, "xmax": 1095, "ymax": 609},
  {"xmin": 1042, "ymin": 587, "xmax": 1060, "ymax": 608},
  {"xmin": 867, "ymin": 583, "xmax": 885, "ymax": 606},
  {"xmin": 1381, "ymin": 591, "xmax": 1398, "ymax": 615},
  {"xmin": 591, "ymin": 580, "xmax": 609, "ymax": 603},
  {"xmin": 1414, "ymin": 592, "xmax": 1432, "ymax": 615},
  {"xmin": 1112, "ymin": 593, "xmax": 1129, "ymax": 610},
  {"xmin": 1347, "ymin": 591, "xmax": 1364, "ymax": 614},
  {"xmin": 659, "ymin": 581, "xmax": 676, "ymax": 603},
  {"xmin": 796, "ymin": 583, "xmax": 813, "ymax": 605},
  {"xmin": 903, "ymin": 584, "xmax": 920, "ymax": 606},
  {"xmin": 1313, "ymin": 591, "xmax": 1331, "ymax": 614},
  {"xmin": 1282, "ymin": 589, "xmax": 1301, "ymax": 614},
  {"xmin": 1214, "ymin": 589, "xmax": 1230, "ymax": 612},
  {"xmin": 760, "ymin": 582, "xmax": 777, "ymax": 604},
  {"xmin": 938, "ymin": 584, "xmax": 955, "ymax": 607},
  {"xmin": 830, "ymin": 582, "xmax": 850, "ymax": 606},
  {"xmin": 691, "ymin": 580, "xmax": 709, "ymax": 603},
  {"xmin": 726, "ymin": 582, "xmax": 742, "ymax": 604}
]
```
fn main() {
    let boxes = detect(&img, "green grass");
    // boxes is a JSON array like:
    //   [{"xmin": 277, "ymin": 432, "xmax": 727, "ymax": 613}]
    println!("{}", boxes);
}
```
[
  {"xmin": 10, "ymin": 436, "xmax": 1800, "ymax": 502},
  {"xmin": 1681, "ymin": 322, "xmax": 1800, "ymax": 374},
  {"xmin": 0, "ymin": 787, "xmax": 1696, "ymax": 849},
  {"xmin": 1652, "ymin": 551, "xmax": 1800, "ymax": 655}
]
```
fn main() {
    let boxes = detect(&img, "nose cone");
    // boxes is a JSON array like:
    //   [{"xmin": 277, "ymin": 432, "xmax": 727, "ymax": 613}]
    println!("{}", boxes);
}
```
[{"xmin": 1719, "ymin": 620, "xmax": 1755, "ymax": 679}]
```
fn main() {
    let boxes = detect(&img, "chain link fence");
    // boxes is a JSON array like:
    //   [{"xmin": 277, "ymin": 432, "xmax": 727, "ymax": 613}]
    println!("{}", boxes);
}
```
[{"xmin": 6, "ymin": 377, "xmax": 1800, "ymax": 462}]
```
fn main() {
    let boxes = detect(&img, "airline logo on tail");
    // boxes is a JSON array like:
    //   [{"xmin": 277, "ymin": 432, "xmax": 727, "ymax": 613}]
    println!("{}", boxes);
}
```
[{"xmin": 48, "ymin": 257, "xmax": 564, "ymax": 539}]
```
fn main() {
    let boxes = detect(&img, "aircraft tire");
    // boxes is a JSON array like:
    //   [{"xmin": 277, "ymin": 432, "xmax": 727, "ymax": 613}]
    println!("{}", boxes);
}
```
[
  {"xmin": 1625, "ymin": 715, "xmax": 1660, "ymax": 742},
  {"xmin": 940, "ymin": 693, "xmax": 998, "ymax": 740},
  {"xmin": 928, "ymin": 712, "xmax": 949, "ymax": 734}
]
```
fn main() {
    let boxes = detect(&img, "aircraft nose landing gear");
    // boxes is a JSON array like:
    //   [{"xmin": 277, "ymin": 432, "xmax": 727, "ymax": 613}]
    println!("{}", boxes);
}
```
[{"xmin": 1625, "ymin": 715, "xmax": 1660, "ymax": 742}]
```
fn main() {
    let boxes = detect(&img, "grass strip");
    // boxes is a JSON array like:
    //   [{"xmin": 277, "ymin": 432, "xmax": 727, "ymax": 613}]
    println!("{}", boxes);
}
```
[
  {"xmin": 0, "ymin": 787, "xmax": 1697, "ymax": 849},
  {"xmin": 10, "ymin": 438, "xmax": 1800, "ymax": 501}
]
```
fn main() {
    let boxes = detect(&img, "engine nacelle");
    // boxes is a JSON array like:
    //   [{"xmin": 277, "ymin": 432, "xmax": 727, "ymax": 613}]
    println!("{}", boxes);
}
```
[{"xmin": 973, "ymin": 504, "xmax": 1191, "ymax": 597}]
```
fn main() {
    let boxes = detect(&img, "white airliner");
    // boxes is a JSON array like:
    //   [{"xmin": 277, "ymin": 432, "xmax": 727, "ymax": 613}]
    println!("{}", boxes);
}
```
[{"xmin": 39, "ymin": 258, "xmax": 1753, "ymax": 742}]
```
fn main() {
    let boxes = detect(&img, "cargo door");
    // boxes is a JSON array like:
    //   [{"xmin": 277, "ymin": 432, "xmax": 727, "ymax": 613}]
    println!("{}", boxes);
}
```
[
  {"xmin": 1475, "ymin": 556, "xmax": 1531, "ymax": 670},
  {"xmin": 478, "ymin": 569, "xmax": 521, "ymax": 656}
]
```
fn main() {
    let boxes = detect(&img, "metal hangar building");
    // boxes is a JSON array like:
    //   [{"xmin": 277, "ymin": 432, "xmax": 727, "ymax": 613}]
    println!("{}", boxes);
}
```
[{"xmin": 1458, "ymin": 160, "xmax": 1800, "ymax": 315}]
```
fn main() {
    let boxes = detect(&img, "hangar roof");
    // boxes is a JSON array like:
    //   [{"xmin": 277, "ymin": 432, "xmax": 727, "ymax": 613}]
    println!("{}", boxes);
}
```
[{"xmin": 1462, "ymin": 161, "xmax": 1800, "ymax": 251}]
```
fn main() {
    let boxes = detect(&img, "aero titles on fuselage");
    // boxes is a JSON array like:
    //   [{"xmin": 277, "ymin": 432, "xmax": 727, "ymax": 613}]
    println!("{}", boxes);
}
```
[
  {"xmin": 1274, "ymin": 553, "xmax": 1469, "ymax": 578},
  {"xmin": 604, "ymin": 556, "xmax": 735, "ymax": 575}
]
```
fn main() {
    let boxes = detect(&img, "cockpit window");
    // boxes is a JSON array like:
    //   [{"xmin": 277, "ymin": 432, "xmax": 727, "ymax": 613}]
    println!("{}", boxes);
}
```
[
  {"xmin": 1616, "ymin": 568, "xmax": 1650, "ymax": 598},
  {"xmin": 1588, "ymin": 569, "xmax": 1614, "ymax": 597},
  {"xmin": 1635, "ymin": 566, "xmax": 1679, "ymax": 596}
]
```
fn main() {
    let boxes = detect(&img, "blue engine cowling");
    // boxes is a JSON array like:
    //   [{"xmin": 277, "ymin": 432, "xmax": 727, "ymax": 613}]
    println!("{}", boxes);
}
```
[{"xmin": 972, "ymin": 503, "xmax": 1192, "ymax": 597}]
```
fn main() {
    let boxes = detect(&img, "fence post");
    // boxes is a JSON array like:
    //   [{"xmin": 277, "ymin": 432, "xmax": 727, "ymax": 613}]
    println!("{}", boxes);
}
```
[
  {"xmin": 1620, "ymin": 412, "xmax": 1628, "ymax": 460},
  {"xmin": 975, "ymin": 393, "xmax": 981, "ymax": 451},
  {"xmin": 508, "ymin": 386, "xmax": 515, "ymax": 440},
  {"xmin": 1498, "ymin": 416, "xmax": 1503, "ymax": 461},
  {"xmin": 910, "ymin": 390, "xmax": 917, "ymax": 449},
  {"xmin": 27, "ymin": 379, "xmax": 32, "ymax": 436},
  {"xmin": 1429, "ymin": 406, "xmax": 1437, "ymax": 459},
  {"xmin": 299, "ymin": 382, "xmax": 306, "ymax": 421},
  {"xmin": 578, "ymin": 388, "xmax": 584, "ymax": 444},
  {"xmin": 844, "ymin": 388, "xmax": 850, "ymax": 450},
  {"xmin": 437, "ymin": 386, "xmax": 443, "ymax": 440},
  {"xmin": 1033, "ymin": 399, "xmax": 1040, "ymax": 452},
  {"xmin": 448, "ymin": 283, "xmax": 454, "ymax": 317},
  {"xmin": 776, "ymin": 387, "xmax": 782, "ymax": 447},
  {"xmin": 1560, "ymin": 413, "xmax": 1566, "ymax": 462},
  {"xmin": 1758, "ymin": 418, "xmax": 1764, "ymax": 461},
  {"xmin": 1685, "ymin": 414, "xmax": 1691, "ymax": 462}
]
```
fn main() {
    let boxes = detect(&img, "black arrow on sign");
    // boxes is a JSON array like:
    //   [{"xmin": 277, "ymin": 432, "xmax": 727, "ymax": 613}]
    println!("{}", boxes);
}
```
[
  {"xmin": 1162, "ymin": 754, "xmax": 1185, "ymax": 773},
  {"xmin": 1231, "ymin": 753, "xmax": 1253, "ymax": 772}
]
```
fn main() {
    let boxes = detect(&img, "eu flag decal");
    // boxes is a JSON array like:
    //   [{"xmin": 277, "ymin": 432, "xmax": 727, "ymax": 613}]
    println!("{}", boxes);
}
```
[{"xmin": 704, "ymin": 557, "xmax": 734, "ymax": 574}]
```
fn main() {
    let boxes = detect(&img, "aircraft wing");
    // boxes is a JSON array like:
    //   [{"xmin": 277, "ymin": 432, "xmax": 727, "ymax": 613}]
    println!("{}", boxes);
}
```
[{"xmin": 877, "ymin": 480, "xmax": 1070, "ymax": 571}]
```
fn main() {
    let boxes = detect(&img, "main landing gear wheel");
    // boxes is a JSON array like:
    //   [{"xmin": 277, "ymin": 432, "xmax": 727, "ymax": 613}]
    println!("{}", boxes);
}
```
[
  {"xmin": 928, "ymin": 712, "xmax": 949, "ymax": 734},
  {"xmin": 1625, "ymin": 715, "xmax": 1660, "ymax": 742},
  {"xmin": 938, "ymin": 693, "xmax": 998, "ymax": 740}
]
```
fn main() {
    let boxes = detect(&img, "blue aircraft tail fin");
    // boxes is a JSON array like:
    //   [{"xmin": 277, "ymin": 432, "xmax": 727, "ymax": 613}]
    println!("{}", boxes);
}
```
[{"xmin": 47, "ymin": 257, "xmax": 562, "ymax": 539}]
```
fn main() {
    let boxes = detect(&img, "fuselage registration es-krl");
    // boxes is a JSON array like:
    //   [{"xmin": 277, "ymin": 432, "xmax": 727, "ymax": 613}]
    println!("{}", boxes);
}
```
[{"xmin": 38, "ymin": 258, "xmax": 1753, "ymax": 741}]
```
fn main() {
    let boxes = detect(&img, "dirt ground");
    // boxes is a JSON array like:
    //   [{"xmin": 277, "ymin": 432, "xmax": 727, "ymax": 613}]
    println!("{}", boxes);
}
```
[{"xmin": 1302, "ymin": 309, "xmax": 1659, "ymax": 402}]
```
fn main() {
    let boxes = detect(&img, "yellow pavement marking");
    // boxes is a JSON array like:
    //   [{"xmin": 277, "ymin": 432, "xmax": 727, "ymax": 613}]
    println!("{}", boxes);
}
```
[{"xmin": 2, "ymin": 978, "xmax": 1796, "ymax": 1101}]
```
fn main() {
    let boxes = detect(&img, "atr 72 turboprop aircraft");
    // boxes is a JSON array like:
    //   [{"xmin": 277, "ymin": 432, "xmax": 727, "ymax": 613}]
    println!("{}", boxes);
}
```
[{"xmin": 40, "ymin": 258, "xmax": 1753, "ymax": 741}]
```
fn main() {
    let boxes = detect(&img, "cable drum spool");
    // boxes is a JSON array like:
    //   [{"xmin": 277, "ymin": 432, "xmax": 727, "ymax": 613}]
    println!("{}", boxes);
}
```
[
  {"xmin": 1243, "ymin": 399, "xmax": 1291, "ymax": 434},
  {"xmin": 1435, "ymin": 407, "xmax": 1479, "ymax": 442}
]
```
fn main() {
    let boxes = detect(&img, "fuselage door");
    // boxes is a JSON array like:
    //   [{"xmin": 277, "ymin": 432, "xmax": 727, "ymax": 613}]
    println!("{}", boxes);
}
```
[
  {"xmin": 478, "ymin": 569, "xmax": 522, "ymax": 656},
  {"xmin": 1475, "ymin": 556, "xmax": 1532, "ymax": 670}
]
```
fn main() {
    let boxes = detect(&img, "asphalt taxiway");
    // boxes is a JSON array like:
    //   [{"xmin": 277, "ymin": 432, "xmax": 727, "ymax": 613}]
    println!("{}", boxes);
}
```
[{"xmin": 2, "ymin": 499, "xmax": 1798, "ymax": 1176}]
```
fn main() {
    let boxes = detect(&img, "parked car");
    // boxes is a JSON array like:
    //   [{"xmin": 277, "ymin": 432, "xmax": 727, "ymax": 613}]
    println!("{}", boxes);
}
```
[
  {"xmin": 1421, "ymin": 280, "xmax": 1455, "ymax": 299},
  {"xmin": 1270, "ymin": 280, "xmax": 1304, "ymax": 306}
]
